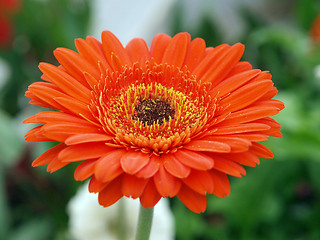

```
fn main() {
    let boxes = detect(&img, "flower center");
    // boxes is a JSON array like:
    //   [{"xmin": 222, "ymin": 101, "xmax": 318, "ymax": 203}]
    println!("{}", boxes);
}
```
[
  {"xmin": 107, "ymin": 82, "xmax": 201, "ymax": 139},
  {"xmin": 89, "ymin": 61, "xmax": 217, "ymax": 154},
  {"xmin": 133, "ymin": 98, "xmax": 175, "ymax": 126}
]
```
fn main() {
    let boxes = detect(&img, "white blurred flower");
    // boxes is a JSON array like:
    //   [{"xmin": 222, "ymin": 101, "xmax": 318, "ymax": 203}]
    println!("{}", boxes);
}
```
[
  {"xmin": 314, "ymin": 65, "xmax": 320, "ymax": 79},
  {"xmin": 0, "ymin": 57, "xmax": 11, "ymax": 91},
  {"xmin": 68, "ymin": 182, "xmax": 175, "ymax": 240},
  {"xmin": 90, "ymin": 0, "xmax": 176, "ymax": 45},
  {"xmin": 314, "ymin": 65, "xmax": 320, "ymax": 88}
]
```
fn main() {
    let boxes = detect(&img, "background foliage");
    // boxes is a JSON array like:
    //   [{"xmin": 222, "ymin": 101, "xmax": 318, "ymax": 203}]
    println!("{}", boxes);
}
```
[{"xmin": 1, "ymin": 0, "xmax": 320, "ymax": 239}]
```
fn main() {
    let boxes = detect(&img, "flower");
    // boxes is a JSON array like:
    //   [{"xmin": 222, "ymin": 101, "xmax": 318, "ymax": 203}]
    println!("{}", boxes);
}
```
[
  {"xmin": 24, "ymin": 31, "xmax": 284, "ymax": 213},
  {"xmin": 0, "ymin": 0, "xmax": 20, "ymax": 47},
  {"xmin": 0, "ymin": 0, "xmax": 20, "ymax": 12},
  {"xmin": 68, "ymin": 182, "xmax": 175, "ymax": 240},
  {"xmin": 310, "ymin": 14, "xmax": 320, "ymax": 44},
  {"xmin": 0, "ymin": 16, "xmax": 13, "ymax": 46}
]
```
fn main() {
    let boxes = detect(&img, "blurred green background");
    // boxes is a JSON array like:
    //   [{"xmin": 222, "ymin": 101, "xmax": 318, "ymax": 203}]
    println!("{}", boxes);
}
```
[{"xmin": 1, "ymin": 0, "xmax": 320, "ymax": 239}]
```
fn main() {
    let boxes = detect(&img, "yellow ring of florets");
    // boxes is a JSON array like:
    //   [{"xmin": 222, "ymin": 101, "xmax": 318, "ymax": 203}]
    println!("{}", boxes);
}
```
[{"xmin": 90, "ymin": 61, "xmax": 217, "ymax": 154}]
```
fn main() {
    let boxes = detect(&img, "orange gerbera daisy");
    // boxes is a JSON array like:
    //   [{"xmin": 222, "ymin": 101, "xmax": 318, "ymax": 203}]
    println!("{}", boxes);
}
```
[{"xmin": 24, "ymin": 31, "xmax": 284, "ymax": 213}]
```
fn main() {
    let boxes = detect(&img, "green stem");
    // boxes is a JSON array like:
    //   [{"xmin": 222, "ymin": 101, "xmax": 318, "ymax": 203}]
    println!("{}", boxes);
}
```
[
  {"xmin": 135, "ymin": 205, "xmax": 154, "ymax": 240},
  {"xmin": 118, "ymin": 198, "xmax": 127, "ymax": 240}
]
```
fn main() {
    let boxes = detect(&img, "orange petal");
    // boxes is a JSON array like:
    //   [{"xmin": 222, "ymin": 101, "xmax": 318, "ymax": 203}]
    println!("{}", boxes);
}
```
[
  {"xmin": 65, "ymin": 133, "xmax": 112, "ymax": 145},
  {"xmin": 74, "ymin": 159, "xmax": 97, "ymax": 181},
  {"xmin": 223, "ymin": 152, "xmax": 260, "ymax": 167},
  {"xmin": 121, "ymin": 174, "xmax": 148, "ymax": 198},
  {"xmin": 47, "ymin": 155, "xmax": 69, "ymax": 173},
  {"xmin": 230, "ymin": 133, "xmax": 269, "ymax": 142},
  {"xmin": 268, "ymin": 128, "xmax": 282, "ymax": 137},
  {"xmin": 101, "ymin": 30, "xmax": 131, "ymax": 70},
  {"xmin": 250, "ymin": 142, "xmax": 274, "ymax": 159},
  {"xmin": 125, "ymin": 38, "xmax": 150, "ymax": 64},
  {"xmin": 259, "ymin": 86, "xmax": 278, "ymax": 100},
  {"xmin": 32, "ymin": 143, "xmax": 65, "ymax": 167},
  {"xmin": 109, "ymin": 52, "xmax": 126, "ymax": 71},
  {"xmin": 183, "ymin": 37, "xmax": 206, "ymax": 72},
  {"xmin": 25, "ymin": 133, "xmax": 51, "ymax": 142},
  {"xmin": 139, "ymin": 180, "xmax": 161, "ymax": 208},
  {"xmin": 212, "ymin": 69, "xmax": 261, "ymax": 98},
  {"xmin": 23, "ymin": 111, "xmax": 90, "ymax": 125},
  {"xmin": 98, "ymin": 176, "xmax": 123, "ymax": 207},
  {"xmin": 256, "ymin": 117, "xmax": 281, "ymax": 129},
  {"xmin": 177, "ymin": 184, "xmax": 207, "ymax": 213},
  {"xmin": 86, "ymin": 36, "xmax": 107, "ymax": 58},
  {"xmin": 39, "ymin": 62, "xmax": 91, "ymax": 103},
  {"xmin": 54, "ymin": 97, "xmax": 97, "ymax": 123},
  {"xmin": 255, "ymin": 118, "xmax": 282, "ymax": 137},
  {"xmin": 204, "ymin": 136, "xmax": 251, "ymax": 152},
  {"xmin": 219, "ymin": 80, "xmax": 274, "ymax": 113},
  {"xmin": 173, "ymin": 149, "xmax": 214, "ymax": 170},
  {"xmin": 153, "ymin": 164, "xmax": 181, "ymax": 197},
  {"xmin": 212, "ymin": 156, "xmax": 246, "ymax": 177},
  {"xmin": 120, "ymin": 151, "xmax": 150, "ymax": 174},
  {"xmin": 222, "ymin": 106, "xmax": 279, "ymax": 124},
  {"xmin": 201, "ymin": 43, "xmax": 245, "ymax": 85},
  {"xmin": 150, "ymin": 33, "xmax": 172, "ymax": 63},
  {"xmin": 162, "ymin": 32, "xmax": 190, "ymax": 68},
  {"xmin": 59, "ymin": 142, "xmax": 112, "ymax": 162},
  {"xmin": 136, "ymin": 155, "xmax": 160, "ymax": 178},
  {"xmin": 27, "ymin": 82, "xmax": 70, "ymax": 111},
  {"xmin": 209, "ymin": 170, "xmax": 230, "ymax": 198},
  {"xmin": 192, "ymin": 44, "xmax": 230, "ymax": 79},
  {"xmin": 83, "ymin": 72, "xmax": 99, "ymax": 89},
  {"xmin": 75, "ymin": 37, "xmax": 111, "ymax": 72},
  {"xmin": 94, "ymin": 149, "xmax": 126, "ymax": 182},
  {"xmin": 163, "ymin": 154, "xmax": 191, "ymax": 178},
  {"xmin": 204, "ymin": 46, "xmax": 214, "ymax": 54},
  {"xmin": 53, "ymin": 48, "xmax": 100, "ymax": 87},
  {"xmin": 252, "ymin": 99, "xmax": 285, "ymax": 111},
  {"xmin": 225, "ymin": 61, "xmax": 252, "ymax": 77},
  {"xmin": 211, "ymin": 123, "xmax": 271, "ymax": 135},
  {"xmin": 25, "ymin": 126, "xmax": 52, "ymax": 142},
  {"xmin": 27, "ymin": 97, "xmax": 53, "ymax": 109},
  {"xmin": 88, "ymin": 175, "xmax": 108, "ymax": 193},
  {"xmin": 184, "ymin": 140, "xmax": 231, "ymax": 153},
  {"xmin": 41, "ymin": 123, "xmax": 100, "ymax": 142},
  {"xmin": 182, "ymin": 170, "xmax": 214, "ymax": 195}
]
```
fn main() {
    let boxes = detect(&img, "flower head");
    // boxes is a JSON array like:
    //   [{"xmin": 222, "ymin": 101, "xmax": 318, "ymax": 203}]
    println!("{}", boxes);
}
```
[
  {"xmin": 24, "ymin": 31, "xmax": 284, "ymax": 213},
  {"xmin": 0, "ymin": 0, "xmax": 20, "ymax": 12},
  {"xmin": 311, "ymin": 14, "xmax": 320, "ymax": 44},
  {"xmin": 0, "ymin": 0, "xmax": 20, "ymax": 47},
  {"xmin": 0, "ymin": 16, "xmax": 12, "ymax": 46}
]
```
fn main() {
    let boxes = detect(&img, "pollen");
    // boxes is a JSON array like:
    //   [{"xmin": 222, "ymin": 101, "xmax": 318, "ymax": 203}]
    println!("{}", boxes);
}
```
[{"xmin": 133, "ymin": 98, "xmax": 175, "ymax": 126}]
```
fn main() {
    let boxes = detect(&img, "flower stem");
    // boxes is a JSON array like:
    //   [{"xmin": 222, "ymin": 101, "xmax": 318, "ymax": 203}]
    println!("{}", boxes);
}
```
[
  {"xmin": 118, "ymin": 198, "xmax": 127, "ymax": 240},
  {"xmin": 135, "ymin": 205, "xmax": 154, "ymax": 240}
]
